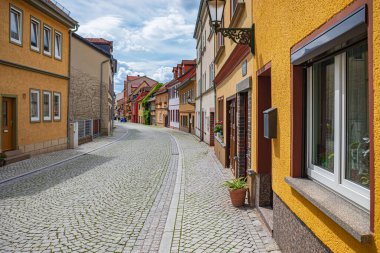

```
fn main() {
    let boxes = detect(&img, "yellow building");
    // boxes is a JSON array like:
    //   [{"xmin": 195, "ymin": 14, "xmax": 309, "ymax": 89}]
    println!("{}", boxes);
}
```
[
  {"xmin": 0, "ymin": 0, "xmax": 77, "ymax": 159},
  {"xmin": 178, "ymin": 67, "xmax": 196, "ymax": 134},
  {"xmin": 250, "ymin": 0, "xmax": 379, "ymax": 252},
  {"xmin": 213, "ymin": 0, "xmax": 253, "ymax": 180},
  {"xmin": 155, "ymin": 86, "xmax": 169, "ymax": 127}
]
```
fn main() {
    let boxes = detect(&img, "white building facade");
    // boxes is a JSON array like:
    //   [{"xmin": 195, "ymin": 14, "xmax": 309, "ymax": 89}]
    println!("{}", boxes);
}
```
[
  {"xmin": 194, "ymin": 0, "xmax": 215, "ymax": 146},
  {"xmin": 168, "ymin": 80, "xmax": 180, "ymax": 129}
]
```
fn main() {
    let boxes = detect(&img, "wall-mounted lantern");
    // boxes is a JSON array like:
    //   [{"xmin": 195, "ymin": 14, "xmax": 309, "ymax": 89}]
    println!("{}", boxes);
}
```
[
  {"xmin": 206, "ymin": 0, "xmax": 255, "ymax": 54},
  {"xmin": 263, "ymin": 108, "xmax": 277, "ymax": 139}
]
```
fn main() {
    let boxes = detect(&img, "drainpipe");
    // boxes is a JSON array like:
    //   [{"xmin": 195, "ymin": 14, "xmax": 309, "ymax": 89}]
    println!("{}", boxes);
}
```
[
  {"xmin": 199, "ymin": 20, "xmax": 203, "ymax": 142},
  {"xmin": 100, "ymin": 59, "xmax": 109, "ymax": 135},
  {"xmin": 68, "ymin": 24, "xmax": 78, "ymax": 147}
]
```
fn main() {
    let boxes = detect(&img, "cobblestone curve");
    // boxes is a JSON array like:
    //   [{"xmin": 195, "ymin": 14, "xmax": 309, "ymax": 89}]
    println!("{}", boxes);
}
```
[{"xmin": 0, "ymin": 124, "xmax": 175, "ymax": 253}]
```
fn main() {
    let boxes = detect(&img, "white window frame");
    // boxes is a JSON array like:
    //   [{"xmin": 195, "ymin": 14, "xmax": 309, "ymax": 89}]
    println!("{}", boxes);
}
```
[
  {"xmin": 306, "ymin": 53, "xmax": 370, "ymax": 210},
  {"xmin": 43, "ymin": 25, "xmax": 52, "ymax": 56},
  {"xmin": 30, "ymin": 89, "xmax": 40, "ymax": 122},
  {"xmin": 54, "ymin": 31, "xmax": 62, "ymax": 60},
  {"xmin": 30, "ymin": 17, "xmax": 40, "ymax": 51},
  {"xmin": 53, "ymin": 92, "xmax": 61, "ymax": 121},
  {"xmin": 43, "ymin": 91, "xmax": 51, "ymax": 121},
  {"xmin": 10, "ymin": 6, "xmax": 22, "ymax": 45}
]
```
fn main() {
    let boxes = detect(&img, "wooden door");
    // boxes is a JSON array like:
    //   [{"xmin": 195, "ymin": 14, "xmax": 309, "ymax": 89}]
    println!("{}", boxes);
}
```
[
  {"xmin": 210, "ymin": 112, "xmax": 214, "ymax": 146},
  {"xmin": 2, "ymin": 98, "xmax": 15, "ymax": 151},
  {"xmin": 229, "ymin": 100, "xmax": 237, "ymax": 175}
]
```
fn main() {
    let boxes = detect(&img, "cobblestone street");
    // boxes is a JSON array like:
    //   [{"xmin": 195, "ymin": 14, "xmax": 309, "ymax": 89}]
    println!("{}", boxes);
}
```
[{"xmin": 0, "ymin": 123, "xmax": 279, "ymax": 253}]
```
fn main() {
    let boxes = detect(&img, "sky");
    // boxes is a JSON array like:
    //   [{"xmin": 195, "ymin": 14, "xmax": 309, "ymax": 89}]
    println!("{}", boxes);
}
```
[{"xmin": 58, "ymin": 0, "xmax": 200, "ymax": 93}]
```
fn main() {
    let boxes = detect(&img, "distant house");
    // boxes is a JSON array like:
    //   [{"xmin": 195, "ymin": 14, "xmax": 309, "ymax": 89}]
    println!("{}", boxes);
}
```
[
  {"xmin": 154, "ymin": 86, "xmax": 169, "ymax": 127},
  {"xmin": 115, "ymin": 92, "xmax": 124, "ymax": 120},
  {"xmin": 70, "ymin": 34, "xmax": 117, "ymax": 142}
]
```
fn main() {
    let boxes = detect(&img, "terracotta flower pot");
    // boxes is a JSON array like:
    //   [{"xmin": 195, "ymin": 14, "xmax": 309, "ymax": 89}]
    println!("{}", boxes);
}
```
[{"xmin": 229, "ymin": 188, "xmax": 247, "ymax": 207}]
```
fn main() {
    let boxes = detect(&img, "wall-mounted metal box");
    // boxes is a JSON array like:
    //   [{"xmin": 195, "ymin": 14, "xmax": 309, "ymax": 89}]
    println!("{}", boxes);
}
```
[{"xmin": 263, "ymin": 108, "xmax": 277, "ymax": 139}]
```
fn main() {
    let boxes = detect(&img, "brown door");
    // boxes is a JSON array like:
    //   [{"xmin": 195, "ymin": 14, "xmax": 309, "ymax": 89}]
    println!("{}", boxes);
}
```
[
  {"xmin": 210, "ymin": 112, "xmax": 215, "ymax": 146},
  {"xmin": 2, "ymin": 97, "xmax": 15, "ymax": 151},
  {"xmin": 229, "ymin": 100, "xmax": 237, "ymax": 176}
]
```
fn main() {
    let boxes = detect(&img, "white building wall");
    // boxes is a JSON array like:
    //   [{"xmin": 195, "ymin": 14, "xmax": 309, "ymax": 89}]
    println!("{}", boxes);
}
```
[{"xmin": 194, "ymin": 1, "xmax": 215, "ymax": 145}]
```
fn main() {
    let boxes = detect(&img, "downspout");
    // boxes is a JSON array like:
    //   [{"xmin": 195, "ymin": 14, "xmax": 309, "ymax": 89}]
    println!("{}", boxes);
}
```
[
  {"xmin": 68, "ymin": 24, "xmax": 78, "ymax": 147},
  {"xmin": 199, "ymin": 20, "xmax": 203, "ymax": 142},
  {"xmin": 100, "ymin": 59, "xmax": 109, "ymax": 135}
]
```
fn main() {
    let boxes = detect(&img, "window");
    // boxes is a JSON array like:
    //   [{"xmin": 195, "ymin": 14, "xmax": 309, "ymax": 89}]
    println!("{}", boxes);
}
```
[
  {"xmin": 53, "ymin": 92, "xmax": 61, "ymax": 120},
  {"xmin": 43, "ymin": 25, "xmax": 52, "ymax": 56},
  {"xmin": 30, "ymin": 18, "xmax": 40, "ymax": 51},
  {"xmin": 209, "ymin": 62, "xmax": 215, "ymax": 87},
  {"xmin": 55, "ymin": 31, "xmax": 62, "ymax": 59},
  {"xmin": 43, "ymin": 91, "xmax": 51, "ymax": 121},
  {"xmin": 231, "ymin": 0, "xmax": 238, "ymax": 18},
  {"xmin": 307, "ymin": 42, "xmax": 369, "ymax": 209},
  {"xmin": 218, "ymin": 97, "xmax": 224, "ymax": 123},
  {"xmin": 10, "ymin": 6, "xmax": 22, "ymax": 45},
  {"xmin": 203, "ymin": 72, "xmax": 207, "ymax": 91},
  {"xmin": 217, "ymin": 19, "xmax": 225, "ymax": 50},
  {"xmin": 30, "ymin": 89, "xmax": 40, "ymax": 122}
]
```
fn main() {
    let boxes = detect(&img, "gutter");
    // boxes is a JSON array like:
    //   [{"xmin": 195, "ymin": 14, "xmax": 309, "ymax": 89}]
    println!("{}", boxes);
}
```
[{"xmin": 67, "ymin": 24, "xmax": 78, "ymax": 148}]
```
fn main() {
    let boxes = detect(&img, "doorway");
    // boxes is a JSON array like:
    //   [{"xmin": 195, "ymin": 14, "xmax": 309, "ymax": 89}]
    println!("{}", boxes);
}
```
[
  {"xmin": 210, "ymin": 112, "xmax": 215, "ymax": 146},
  {"xmin": 256, "ymin": 66, "xmax": 273, "ymax": 209},
  {"xmin": 227, "ymin": 98, "xmax": 237, "ymax": 176},
  {"xmin": 1, "ymin": 97, "xmax": 16, "ymax": 152}
]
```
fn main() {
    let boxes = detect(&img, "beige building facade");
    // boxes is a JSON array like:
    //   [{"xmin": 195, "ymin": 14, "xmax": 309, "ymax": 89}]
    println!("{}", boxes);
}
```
[{"xmin": 70, "ymin": 33, "xmax": 117, "ymax": 137}]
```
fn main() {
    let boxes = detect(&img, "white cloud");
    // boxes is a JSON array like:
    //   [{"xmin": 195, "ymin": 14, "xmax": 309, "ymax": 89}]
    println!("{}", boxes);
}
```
[{"xmin": 152, "ymin": 67, "xmax": 174, "ymax": 83}]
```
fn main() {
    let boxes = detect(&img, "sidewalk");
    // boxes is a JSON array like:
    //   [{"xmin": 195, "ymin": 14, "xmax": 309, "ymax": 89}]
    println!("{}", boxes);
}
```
[{"xmin": 0, "ymin": 124, "xmax": 128, "ymax": 184}]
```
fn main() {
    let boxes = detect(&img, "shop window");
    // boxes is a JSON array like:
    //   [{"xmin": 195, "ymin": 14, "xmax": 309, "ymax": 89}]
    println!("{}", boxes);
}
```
[
  {"xmin": 30, "ymin": 89, "xmax": 40, "ymax": 122},
  {"xmin": 43, "ymin": 91, "xmax": 51, "ymax": 121},
  {"xmin": 53, "ymin": 92, "xmax": 61, "ymax": 121},
  {"xmin": 10, "ymin": 6, "xmax": 22, "ymax": 45},
  {"xmin": 30, "ymin": 18, "xmax": 40, "ymax": 51},
  {"xmin": 306, "ymin": 42, "xmax": 369, "ymax": 209}
]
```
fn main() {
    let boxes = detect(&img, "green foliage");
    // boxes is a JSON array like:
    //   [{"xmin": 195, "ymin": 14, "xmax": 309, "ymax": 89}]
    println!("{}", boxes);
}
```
[
  {"xmin": 143, "ymin": 109, "xmax": 150, "ymax": 125},
  {"xmin": 142, "ymin": 83, "xmax": 163, "ymax": 108},
  {"xmin": 0, "ymin": 153, "xmax": 6, "ymax": 160},
  {"xmin": 223, "ymin": 177, "xmax": 247, "ymax": 190}
]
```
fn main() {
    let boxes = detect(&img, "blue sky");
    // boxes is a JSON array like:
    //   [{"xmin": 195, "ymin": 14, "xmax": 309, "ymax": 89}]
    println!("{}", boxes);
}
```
[{"xmin": 58, "ymin": 0, "xmax": 200, "ymax": 93}]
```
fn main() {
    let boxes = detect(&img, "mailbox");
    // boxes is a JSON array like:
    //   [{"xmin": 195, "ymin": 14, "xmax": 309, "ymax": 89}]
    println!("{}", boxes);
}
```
[{"xmin": 263, "ymin": 108, "xmax": 277, "ymax": 139}]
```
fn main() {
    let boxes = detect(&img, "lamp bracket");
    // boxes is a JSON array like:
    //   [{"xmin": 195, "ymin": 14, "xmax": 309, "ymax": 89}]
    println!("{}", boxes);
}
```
[{"xmin": 216, "ymin": 24, "xmax": 255, "ymax": 54}]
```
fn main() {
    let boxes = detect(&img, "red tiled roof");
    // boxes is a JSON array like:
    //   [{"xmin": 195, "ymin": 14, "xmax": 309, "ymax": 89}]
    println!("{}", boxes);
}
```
[
  {"xmin": 127, "ymin": 76, "xmax": 141, "ymax": 81},
  {"xmin": 86, "ymin": 38, "xmax": 112, "ymax": 45},
  {"xmin": 182, "ymin": 59, "xmax": 196, "ymax": 65},
  {"xmin": 178, "ymin": 67, "xmax": 196, "ymax": 83}
]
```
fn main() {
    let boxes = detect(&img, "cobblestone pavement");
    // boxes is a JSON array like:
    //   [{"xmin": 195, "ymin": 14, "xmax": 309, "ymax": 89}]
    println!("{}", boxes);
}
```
[
  {"xmin": 0, "ymin": 124, "xmax": 128, "ymax": 183},
  {"xmin": 0, "ymin": 123, "xmax": 280, "ymax": 253},
  {"xmin": 167, "ymin": 130, "xmax": 280, "ymax": 253}
]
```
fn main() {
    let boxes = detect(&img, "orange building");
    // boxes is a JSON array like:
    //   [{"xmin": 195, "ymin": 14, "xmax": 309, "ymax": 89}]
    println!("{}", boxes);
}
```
[{"xmin": 0, "ymin": 0, "xmax": 77, "ymax": 161}]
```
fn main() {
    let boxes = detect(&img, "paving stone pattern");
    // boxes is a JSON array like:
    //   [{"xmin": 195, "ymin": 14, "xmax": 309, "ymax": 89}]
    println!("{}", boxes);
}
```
[
  {"xmin": 0, "ymin": 123, "xmax": 280, "ymax": 253},
  {"xmin": 0, "ymin": 125, "xmax": 128, "ymax": 183},
  {"xmin": 168, "ymin": 130, "xmax": 280, "ymax": 253}
]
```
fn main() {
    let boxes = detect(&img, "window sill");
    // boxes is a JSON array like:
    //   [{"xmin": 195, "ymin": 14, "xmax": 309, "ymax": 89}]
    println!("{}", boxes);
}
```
[
  {"xmin": 215, "ymin": 134, "xmax": 226, "ymax": 148},
  {"xmin": 285, "ymin": 177, "xmax": 372, "ymax": 243}
]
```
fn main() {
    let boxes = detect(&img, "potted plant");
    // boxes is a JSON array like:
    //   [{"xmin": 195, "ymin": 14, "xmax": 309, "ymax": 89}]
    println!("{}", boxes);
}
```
[
  {"xmin": 223, "ymin": 177, "xmax": 247, "ymax": 207},
  {"xmin": 214, "ymin": 121, "xmax": 223, "ymax": 137}
]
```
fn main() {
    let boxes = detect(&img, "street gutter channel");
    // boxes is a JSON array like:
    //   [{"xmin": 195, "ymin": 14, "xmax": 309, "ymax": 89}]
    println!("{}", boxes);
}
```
[
  {"xmin": 159, "ymin": 133, "xmax": 184, "ymax": 253},
  {"xmin": 0, "ymin": 129, "xmax": 129, "ymax": 186}
]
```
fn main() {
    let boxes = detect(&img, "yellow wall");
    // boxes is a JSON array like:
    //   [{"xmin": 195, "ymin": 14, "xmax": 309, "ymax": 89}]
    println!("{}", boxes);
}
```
[
  {"xmin": 0, "ymin": 0, "xmax": 72, "ymax": 154},
  {"xmin": 156, "ymin": 92, "xmax": 168, "ymax": 126},
  {"xmin": 179, "ymin": 80, "xmax": 196, "ymax": 113},
  {"xmin": 253, "ymin": 0, "xmax": 379, "ymax": 252},
  {"xmin": 0, "ymin": 0, "xmax": 70, "ymax": 77}
]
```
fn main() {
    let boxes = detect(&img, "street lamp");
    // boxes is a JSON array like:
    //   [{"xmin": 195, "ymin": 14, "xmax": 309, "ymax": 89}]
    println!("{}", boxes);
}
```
[{"xmin": 206, "ymin": 0, "xmax": 255, "ymax": 54}]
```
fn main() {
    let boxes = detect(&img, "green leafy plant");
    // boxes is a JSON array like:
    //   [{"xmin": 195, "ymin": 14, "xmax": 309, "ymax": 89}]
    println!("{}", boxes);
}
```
[
  {"xmin": 214, "ymin": 121, "xmax": 223, "ymax": 134},
  {"xmin": 223, "ymin": 177, "xmax": 247, "ymax": 191}
]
